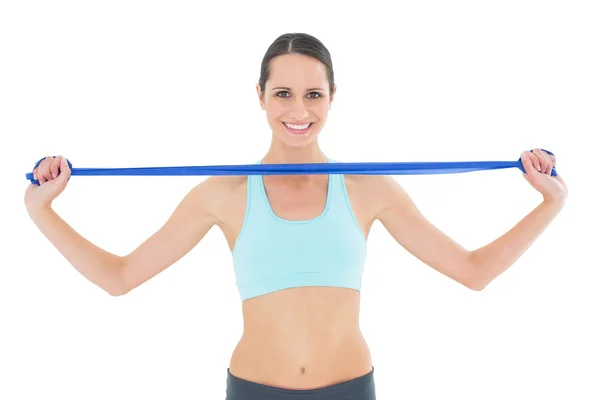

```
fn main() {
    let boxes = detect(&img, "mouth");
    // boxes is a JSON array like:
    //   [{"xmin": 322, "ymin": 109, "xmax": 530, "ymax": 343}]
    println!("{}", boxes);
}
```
[{"xmin": 282, "ymin": 121, "xmax": 314, "ymax": 135}]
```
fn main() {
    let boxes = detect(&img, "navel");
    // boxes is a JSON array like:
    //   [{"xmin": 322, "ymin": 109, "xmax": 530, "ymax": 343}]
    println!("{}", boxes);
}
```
[{"xmin": 300, "ymin": 366, "xmax": 306, "ymax": 374}]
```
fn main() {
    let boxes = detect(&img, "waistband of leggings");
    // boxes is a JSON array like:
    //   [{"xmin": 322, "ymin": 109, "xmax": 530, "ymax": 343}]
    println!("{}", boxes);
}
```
[{"xmin": 226, "ymin": 367, "xmax": 374, "ymax": 397}]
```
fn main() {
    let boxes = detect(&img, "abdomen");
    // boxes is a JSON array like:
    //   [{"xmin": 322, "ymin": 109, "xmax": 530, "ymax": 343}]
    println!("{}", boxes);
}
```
[{"xmin": 228, "ymin": 286, "xmax": 373, "ymax": 389}]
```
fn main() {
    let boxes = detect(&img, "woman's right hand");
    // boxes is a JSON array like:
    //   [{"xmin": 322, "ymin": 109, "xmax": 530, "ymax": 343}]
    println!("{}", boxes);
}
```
[{"xmin": 25, "ymin": 155, "xmax": 72, "ymax": 213}]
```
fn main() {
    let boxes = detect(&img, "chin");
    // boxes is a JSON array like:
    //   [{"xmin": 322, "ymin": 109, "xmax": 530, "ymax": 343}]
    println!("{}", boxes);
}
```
[
  {"xmin": 279, "ymin": 131, "xmax": 318, "ymax": 146},
  {"xmin": 278, "ymin": 136, "xmax": 315, "ymax": 148}
]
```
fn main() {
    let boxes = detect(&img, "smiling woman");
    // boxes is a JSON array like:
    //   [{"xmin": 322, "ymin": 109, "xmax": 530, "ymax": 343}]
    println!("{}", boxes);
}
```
[
  {"xmin": 24, "ymin": 31, "xmax": 567, "ymax": 400},
  {"xmin": 223, "ymin": 33, "xmax": 380, "ymax": 399}
]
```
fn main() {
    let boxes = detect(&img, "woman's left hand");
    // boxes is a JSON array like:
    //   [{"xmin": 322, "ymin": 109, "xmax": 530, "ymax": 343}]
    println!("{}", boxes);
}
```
[{"xmin": 521, "ymin": 148, "xmax": 568, "ymax": 206}]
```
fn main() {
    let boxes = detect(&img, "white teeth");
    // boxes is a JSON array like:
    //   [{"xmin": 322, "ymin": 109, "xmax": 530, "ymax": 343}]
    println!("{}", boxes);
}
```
[{"xmin": 284, "ymin": 122, "xmax": 311, "ymax": 130}]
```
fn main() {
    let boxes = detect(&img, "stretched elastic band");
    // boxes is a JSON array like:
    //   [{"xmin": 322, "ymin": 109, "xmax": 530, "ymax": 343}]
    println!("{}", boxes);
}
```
[{"xmin": 25, "ymin": 149, "xmax": 557, "ymax": 186}]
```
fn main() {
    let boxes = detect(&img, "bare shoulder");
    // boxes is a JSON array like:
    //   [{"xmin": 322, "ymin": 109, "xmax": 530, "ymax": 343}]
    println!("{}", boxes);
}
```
[
  {"xmin": 200, "ymin": 175, "xmax": 248, "ymax": 222},
  {"xmin": 343, "ymin": 174, "xmax": 402, "ymax": 217},
  {"xmin": 200, "ymin": 175, "xmax": 246, "ymax": 196}
]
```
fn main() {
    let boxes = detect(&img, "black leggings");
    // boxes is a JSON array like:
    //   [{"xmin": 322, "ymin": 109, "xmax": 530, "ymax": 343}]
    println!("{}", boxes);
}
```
[{"xmin": 225, "ymin": 367, "xmax": 376, "ymax": 399}]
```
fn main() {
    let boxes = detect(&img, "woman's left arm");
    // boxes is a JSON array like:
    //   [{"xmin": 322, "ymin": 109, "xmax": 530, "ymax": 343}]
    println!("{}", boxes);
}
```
[
  {"xmin": 469, "ymin": 149, "xmax": 567, "ymax": 289},
  {"xmin": 375, "ymin": 148, "xmax": 568, "ymax": 291}
]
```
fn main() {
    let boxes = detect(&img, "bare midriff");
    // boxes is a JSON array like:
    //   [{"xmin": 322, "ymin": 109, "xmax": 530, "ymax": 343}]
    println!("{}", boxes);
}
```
[{"xmin": 228, "ymin": 286, "xmax": 373, "ymax": 389}]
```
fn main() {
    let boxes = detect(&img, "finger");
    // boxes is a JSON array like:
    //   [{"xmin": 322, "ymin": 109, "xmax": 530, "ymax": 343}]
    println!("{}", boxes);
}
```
[
  {"xmin": 545, "ymin": 154, "xmax": 554, "ymax": 175},
  {"xmin": 548, "ymin": 153, "xmax": 557, "ymax": 175},
  {"xmin": 532, "ymin": 148, "xmax": 546, "ymax": 172},
  {"xmin": 533, "ymin": 148, "xmax": 549, "ymax": 173},
  {"xmin": 35, "ymin": 160, "xmax": 44, "ymax": 184},
  {"xmin": 545, "ymin": 160, "xmax": 553, "ymax": 175},
  {"xmin": 39, "ymin": 157, "xmax": 53, "ymax": 183},
  {"xmin": 541, "ymin": 149, "xmax": 553, "ymax": 175},
  {"xmin": 537, "ymin": 149, "xmax": 552, "ymax": 175},
  {"xmin": 524, "ymin": 151, "xmax": 541, "ymax": 174},
  {"xmin": 44, "ymin": 156, "xmax": 55, "ymax": 180},
  {"xmin": 50, "ymin": 156, "xmax": 62, "ymax": 179},
  {"xmin": 521, "ymin": 151, "xmax": 538, "ymax": 176}
]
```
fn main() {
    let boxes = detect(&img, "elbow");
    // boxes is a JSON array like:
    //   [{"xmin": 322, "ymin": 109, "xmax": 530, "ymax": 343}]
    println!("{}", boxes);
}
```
[
  {"xmin": 459, "ymin": 274, "xmax": 487, "ymax": 291},
  {"xmin": 464, "ymin": 272, "xmax": 490, "ymax": 292},
  {"xmin": 106, "ymin": 284, "xmax": 128, "ymax": 297},
  {"xmin": 467, "ymin": 279, "xmax": 488, "ymax": 291},
  {"xmin": 464, "ymin": 260, "xmax": 489, "ymax": 291},
  {"xmin": 108, "ymin": 287, "xmax": 128, "ymax": 296},
  {"xmin": 106, "ymin": 258, "xmax": 129, "ymax": 296}
]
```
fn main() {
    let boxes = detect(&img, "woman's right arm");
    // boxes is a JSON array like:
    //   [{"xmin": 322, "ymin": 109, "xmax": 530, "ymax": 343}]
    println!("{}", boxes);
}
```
[{"xmin": 27, "ymin": 178, "xmax": 220, "ymax": 296}]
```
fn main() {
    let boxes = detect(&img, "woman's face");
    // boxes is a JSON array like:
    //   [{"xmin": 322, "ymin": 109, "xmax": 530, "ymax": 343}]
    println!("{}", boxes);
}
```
[{"xmin": 257, "ymin": 54, "xmax": 335, "ymax": 148}]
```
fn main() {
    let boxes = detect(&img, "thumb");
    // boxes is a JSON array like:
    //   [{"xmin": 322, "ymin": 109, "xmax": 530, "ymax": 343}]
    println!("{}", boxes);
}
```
[{"xmin": 56, "ymin": 157, "xmax": 72, "ymax": 182}]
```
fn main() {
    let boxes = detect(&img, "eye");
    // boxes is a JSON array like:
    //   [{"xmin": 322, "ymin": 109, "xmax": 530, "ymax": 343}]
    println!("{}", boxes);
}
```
[{"xmin": 275, "ymin": 91, "xmax": 323, "ymax": 99}]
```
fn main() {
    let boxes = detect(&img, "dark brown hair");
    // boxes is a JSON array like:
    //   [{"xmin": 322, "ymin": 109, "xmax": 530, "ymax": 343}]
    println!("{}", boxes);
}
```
[{"xmin": 258, "ymin": 33, "xmax": 335, "ymax": 95}]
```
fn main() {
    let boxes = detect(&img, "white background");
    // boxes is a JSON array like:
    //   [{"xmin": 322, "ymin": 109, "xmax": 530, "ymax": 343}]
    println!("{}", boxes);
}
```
[{"xmin": 2, "ymin": 1, "xmax": 598, "ymax": 399}]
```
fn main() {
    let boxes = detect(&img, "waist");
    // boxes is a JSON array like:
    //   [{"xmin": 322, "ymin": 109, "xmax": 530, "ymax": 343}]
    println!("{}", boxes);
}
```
[
  {"xmin": 229, "ymin": 287, "xmax": 372, "ymax": 388},
  {"xmin": 229, "ymin": 330, "xmax": 372, "ymax": 389}
]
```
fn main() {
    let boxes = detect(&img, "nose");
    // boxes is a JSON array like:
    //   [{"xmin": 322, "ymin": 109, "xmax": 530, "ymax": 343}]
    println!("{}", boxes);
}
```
[{"xmin": 288, "ymin": 97, "xmax": 309, "ymax": 120}]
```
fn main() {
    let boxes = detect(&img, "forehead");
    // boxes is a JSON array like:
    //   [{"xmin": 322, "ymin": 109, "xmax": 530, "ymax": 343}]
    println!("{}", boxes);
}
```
[{"xmin": 266, "ymin": 54, "xmax": 328, "ymax": 89}]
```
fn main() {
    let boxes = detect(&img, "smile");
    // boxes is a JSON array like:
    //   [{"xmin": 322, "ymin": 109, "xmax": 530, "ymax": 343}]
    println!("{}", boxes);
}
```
[{"xmin": 282, "ymin": 122, "xmax": 313, "ymax": 135}]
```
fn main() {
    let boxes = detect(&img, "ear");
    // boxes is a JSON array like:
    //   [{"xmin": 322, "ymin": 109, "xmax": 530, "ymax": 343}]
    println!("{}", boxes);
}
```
[
  {"xmin": 329, "ymin": 84, "xmax": 336, "ymax": 109},
  {"xmin": 256, "ymin": 83, "xmax": 266, "ymax": 110}
]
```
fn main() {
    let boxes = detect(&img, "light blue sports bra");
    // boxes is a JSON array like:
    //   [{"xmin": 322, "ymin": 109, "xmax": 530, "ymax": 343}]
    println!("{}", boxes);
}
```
[{"xmin": 231, "ymin": 158, "xmax": 367, "ymax": 301}]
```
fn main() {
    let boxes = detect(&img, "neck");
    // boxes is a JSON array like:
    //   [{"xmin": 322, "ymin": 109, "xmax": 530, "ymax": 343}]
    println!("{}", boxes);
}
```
[
  {"xmin": 261, "ymin": 138, "xmax": 329, "ymax": 185},
  {"xmin": 262, "ymin": 137, "xmax": 328, "ymax": 165}
]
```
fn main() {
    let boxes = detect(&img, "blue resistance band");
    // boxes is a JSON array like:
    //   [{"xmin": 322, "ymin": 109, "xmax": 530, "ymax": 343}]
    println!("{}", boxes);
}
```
[{"xmin": 25, "ymin": 149, "xmax": 557, "ymax": 186}]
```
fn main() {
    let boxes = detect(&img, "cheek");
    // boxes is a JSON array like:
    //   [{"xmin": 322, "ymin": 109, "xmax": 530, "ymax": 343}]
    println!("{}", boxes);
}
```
[
  {"xmin": 266, "ymin": 102, "xmax": 286, "ymax": 120},
  {"xmin": 311, "ymin": 102, "xmax": 329, "ymax": 120}
]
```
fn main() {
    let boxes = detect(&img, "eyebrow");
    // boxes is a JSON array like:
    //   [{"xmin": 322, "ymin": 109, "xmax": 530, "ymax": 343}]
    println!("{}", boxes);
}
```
[{"xmin": 271, "ymin": 86, "xmax": 325, "ymax": 92}]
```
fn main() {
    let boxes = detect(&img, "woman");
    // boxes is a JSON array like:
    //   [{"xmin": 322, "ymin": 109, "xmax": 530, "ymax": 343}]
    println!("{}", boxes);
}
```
[{"xmin": 24, "ymin": 33, "xmax": 567, "ymax": 399}]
